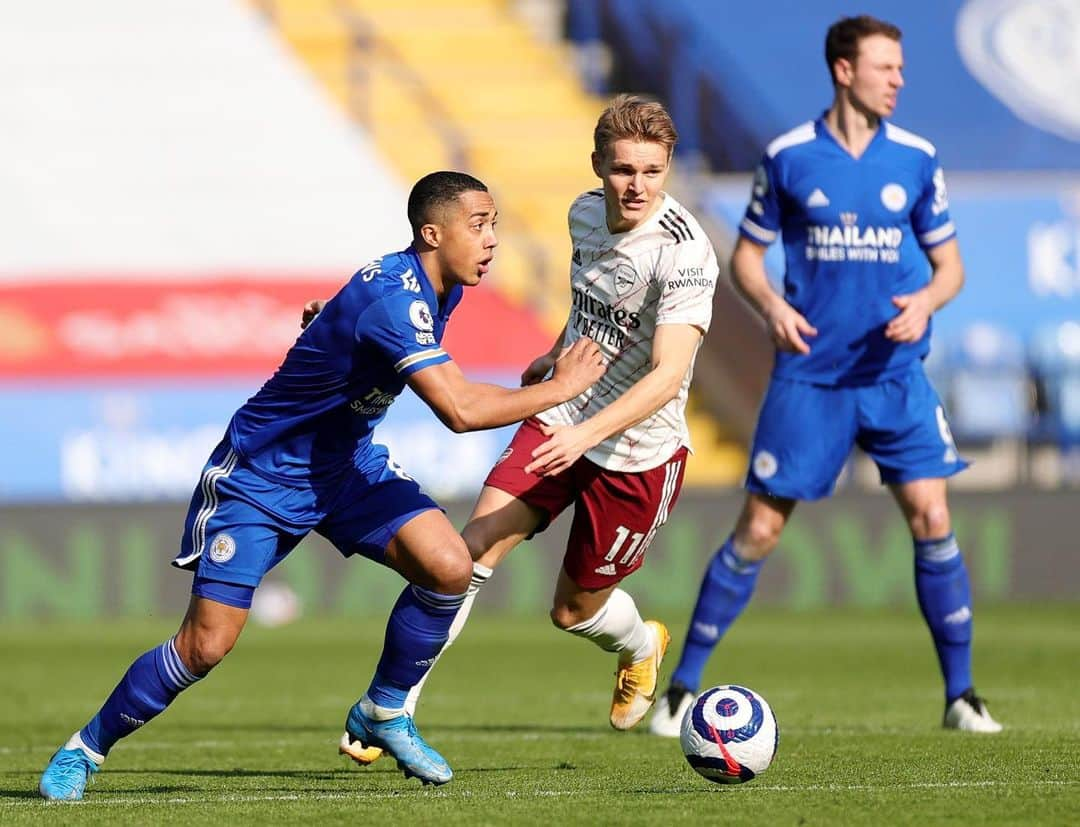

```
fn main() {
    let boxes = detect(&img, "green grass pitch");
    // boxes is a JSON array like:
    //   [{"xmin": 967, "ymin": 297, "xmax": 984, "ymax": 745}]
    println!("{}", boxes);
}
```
[{"xmin": 2, "ymin": 604, "xmax": 1078, "ymax": 824}]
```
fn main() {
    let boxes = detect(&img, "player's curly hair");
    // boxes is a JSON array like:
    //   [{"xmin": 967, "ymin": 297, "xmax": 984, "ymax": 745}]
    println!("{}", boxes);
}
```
[
  {"xmin": 407, "ymin": 171, "xmax": 488, "ymax": 233},
  {"xmin": 825, "ymin": 15, "xmax": 903, "ymax": 85},
  {"xmin": 593, "ymin": 94, "xmax": 678, "ymax": 159}
]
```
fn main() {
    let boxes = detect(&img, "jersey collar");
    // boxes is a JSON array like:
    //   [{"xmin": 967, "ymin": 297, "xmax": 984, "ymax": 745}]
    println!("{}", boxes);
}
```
[
  {"xmin": 602, "ymin": 192, "xmax": 671, "ymax": 238},
  {"xmin": 816, "ymin": 112, "xmax": 887, "ymax": 162}
]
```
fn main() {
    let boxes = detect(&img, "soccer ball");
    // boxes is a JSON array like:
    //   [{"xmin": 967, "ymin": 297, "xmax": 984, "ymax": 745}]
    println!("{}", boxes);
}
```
[{"xmin": 679, "ymin": 684, "xmax": 778, "ymax": 784}]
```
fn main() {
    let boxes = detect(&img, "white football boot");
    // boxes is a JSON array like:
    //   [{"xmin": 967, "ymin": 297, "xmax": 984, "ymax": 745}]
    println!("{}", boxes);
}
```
[
  {"xmin": 944, "ymin": 688, "xmax": 1003, "ymax": 733},
  {"xmin": 648, "ymin": 682, "xmax": 693, "ymax": 738}
]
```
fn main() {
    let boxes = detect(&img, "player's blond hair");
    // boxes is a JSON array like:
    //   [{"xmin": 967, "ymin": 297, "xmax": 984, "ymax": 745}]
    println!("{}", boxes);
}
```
[{"xmin": 593, "ymin": 94, "xmax": 678, "ymax": 159}]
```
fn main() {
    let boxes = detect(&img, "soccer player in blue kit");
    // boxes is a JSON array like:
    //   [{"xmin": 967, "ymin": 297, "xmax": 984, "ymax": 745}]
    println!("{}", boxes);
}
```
[
  {"xmin": 650, "ymin": 16, "xmax": 1002, "ymax": 736},
  {"xmin": 38, "ymin": 171, "xmax": 605, "ymax": 799}
]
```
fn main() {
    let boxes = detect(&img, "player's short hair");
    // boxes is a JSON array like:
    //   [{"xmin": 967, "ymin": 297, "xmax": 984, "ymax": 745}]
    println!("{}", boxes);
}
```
[
  {"xmin": 407, "ymin": 171, "xmax": 488, "ymax": 233},
  {"xmin": 825, "ymin": 15, "xmax": 903, "ymax": 84},
  {"xmin": 593, "ymin": 94, "xmax": 678, "ymax": 159}
]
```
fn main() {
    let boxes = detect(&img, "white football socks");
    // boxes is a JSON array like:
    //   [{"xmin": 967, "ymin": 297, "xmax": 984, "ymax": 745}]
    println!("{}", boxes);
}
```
[
  {"xmin": 403, "ymin": 561, "xmax": 493, "ymax": 717},
  {"xmin": 565, "ymin": 588, "xmax": 653, "ymax": 665}
]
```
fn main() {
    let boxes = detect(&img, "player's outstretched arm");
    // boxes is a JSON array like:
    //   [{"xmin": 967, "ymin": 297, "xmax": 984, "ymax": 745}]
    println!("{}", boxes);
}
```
[
  {"xmin": 524, "ymin": 323, "xmax": 702, "ymax": 476},
  {"xmin": 731, "ymin": 237, "xmax": 817, "ymax": 354},
  {"xmin": 407, "ymin": 337, "xmax": 605, "ymax": 433},
  {"xmin": 886, "ymin": 238, "xmax": 965, "ymax": 343}
]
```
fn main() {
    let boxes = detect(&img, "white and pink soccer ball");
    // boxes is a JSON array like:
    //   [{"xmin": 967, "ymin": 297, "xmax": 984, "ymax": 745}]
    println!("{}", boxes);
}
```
[{"xmin": 679, "ymin": 684, "xmax": 779, "ymax": 784}]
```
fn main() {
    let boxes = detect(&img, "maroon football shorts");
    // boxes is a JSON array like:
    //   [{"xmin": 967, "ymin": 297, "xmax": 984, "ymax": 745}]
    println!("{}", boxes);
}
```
[{"xmin": 484, "ymin": 417, "xmax": 688, "ymax": 588}]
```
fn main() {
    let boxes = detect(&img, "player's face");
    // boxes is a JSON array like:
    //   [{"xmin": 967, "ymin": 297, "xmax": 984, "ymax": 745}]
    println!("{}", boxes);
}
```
[
  {"xmin": 846, "ymin": 35, "xmax": 904, "ymax": 118},
  {"xmin": 592, "ymin": 139, "xmax": 670, "ymax": 234},
  {"xmin": 435, "ymin": 190, "xmax": 498, "ymax": 287}
]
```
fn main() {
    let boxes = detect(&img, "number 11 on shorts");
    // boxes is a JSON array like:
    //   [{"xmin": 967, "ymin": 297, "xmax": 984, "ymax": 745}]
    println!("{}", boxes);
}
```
[{"xmin": 605, "ymin": 525, "xmax": 645, "ymax": 564}]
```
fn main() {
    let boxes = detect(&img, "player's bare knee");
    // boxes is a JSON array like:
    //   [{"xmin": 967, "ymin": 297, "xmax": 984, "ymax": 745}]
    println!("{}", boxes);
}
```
[
  {"xmin": 549, "ymin": 603, "xmax": 583, "ymax": 631},
  {"xmin": 423, "ymin": 537, "xmax": 472, "ymax": 594},
  {"xmin": 175, "ymin": 630, "xmax": 235, "ymax": 675},
  {"xmin": 908, "ymin": 504, "xmax": 951, "ymax": 540},
  {"xmin": 737, "ymin": 517, "xmax": 783, "ymax": 559}
]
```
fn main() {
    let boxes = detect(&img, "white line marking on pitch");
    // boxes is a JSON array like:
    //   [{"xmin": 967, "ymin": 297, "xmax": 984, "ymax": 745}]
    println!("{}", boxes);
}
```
[{"xmin": 2, "ymin": 780, "xmax": 1077, "ymax": 807}]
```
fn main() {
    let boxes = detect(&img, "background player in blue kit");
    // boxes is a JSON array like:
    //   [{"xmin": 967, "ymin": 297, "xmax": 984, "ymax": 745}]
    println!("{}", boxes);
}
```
[
  {"xmin": 650, "ymin": 16, "xmax": 1003, "ymax": 737},
  {"xmin": 38, "ymin": 171, "xmax": 605, "ymax": 799}
]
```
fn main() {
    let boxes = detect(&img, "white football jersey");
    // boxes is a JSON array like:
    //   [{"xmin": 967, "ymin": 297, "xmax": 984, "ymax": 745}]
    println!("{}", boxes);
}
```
[{"xmin": 537, "ymin": 190, "xmax": 719, "ymax": 472}]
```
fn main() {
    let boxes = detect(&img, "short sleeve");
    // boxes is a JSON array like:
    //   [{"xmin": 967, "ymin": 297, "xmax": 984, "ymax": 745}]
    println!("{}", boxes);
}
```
[
  {"xmin": 739, "ymin": 153, "xmax": 782, "ymax": 245},
  {"xmin": 655, "ymin": 237, "xmax": 720, "ymax": 332},
  {"xmin": 911, "ymin": 157, "xmax": 956, "ymax": 249},
  {"xmin": 356, "ymin": 291, "xmax": 452, "ymax": 377}
]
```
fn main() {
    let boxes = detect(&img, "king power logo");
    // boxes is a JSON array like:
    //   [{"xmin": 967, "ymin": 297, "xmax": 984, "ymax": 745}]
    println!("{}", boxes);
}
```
[{"xmin": 957, "ymin": 0, "xmax": 1080, "ymax": 143}]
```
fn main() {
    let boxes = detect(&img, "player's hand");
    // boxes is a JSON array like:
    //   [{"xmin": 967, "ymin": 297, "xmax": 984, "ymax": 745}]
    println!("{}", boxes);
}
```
[
  {"xmin": 765, "ymin": 302, "xmax": 817, "ymax": 354},
  {"xmin": 521, "ymin": 352, "xmax": 557, "ymax": 386},
  {"xmin": 886, "ymin": 289, "xmax": 932, "ymax": 343},
  {"xmin": 301, "ymin": 299, "xmax": 327, "ymax": 329},
  {"xmin": 524, "ymin": 422, "xmax": 594, "ymax": 477},
  {"xmin": 550, "ymin": 337, "xmax": 606, "ymax": 397}
]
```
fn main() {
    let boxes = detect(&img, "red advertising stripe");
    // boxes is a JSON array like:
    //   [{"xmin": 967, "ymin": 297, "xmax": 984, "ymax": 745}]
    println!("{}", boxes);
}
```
[{"xmin": 0, "ymin": 277, "xmax": 553, "ymax": 379}]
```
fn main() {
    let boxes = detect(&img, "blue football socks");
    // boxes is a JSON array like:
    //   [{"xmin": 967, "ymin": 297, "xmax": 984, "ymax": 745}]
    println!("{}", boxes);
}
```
[
  {"xmin": 366, "ymin": 584, "xmax": 467, "ymax": 710},
  {"xmin": 80, "ymin": 638, "xmax": 203, "ymax": 757},
  {"xmin": 671, "ymin": 536, "xmax": 763, "ymax": 692},
  {"xmin": 913, "ymin": 533, "xmax": 973, "ymax": 703}
]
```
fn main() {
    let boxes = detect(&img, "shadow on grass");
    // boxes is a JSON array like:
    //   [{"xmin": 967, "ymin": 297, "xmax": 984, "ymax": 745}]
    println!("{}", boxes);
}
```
[
  {"xmin": 115, "ymin": 767, "xmax": 359, "ymax": 779},
  {"xmin": 424, "ymin": 723, "xmax": 601, "ymax": 736},
  {"xmin": 162, "ymin": 723, "xmax": 330, "ymax": 735},
  {"xmin": 0, "ymin": 789, "xmax": 40, "ymax": 800}
]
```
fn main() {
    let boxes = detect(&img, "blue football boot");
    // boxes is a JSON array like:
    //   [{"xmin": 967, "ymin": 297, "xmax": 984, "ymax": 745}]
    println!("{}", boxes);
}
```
[
  {"xmin": 344, "ymin": 703, "xmax": 452, "ymax": 786},
  {"xmin": 39, "ymin": 735, "xmax": 101, "ymax": 801}
]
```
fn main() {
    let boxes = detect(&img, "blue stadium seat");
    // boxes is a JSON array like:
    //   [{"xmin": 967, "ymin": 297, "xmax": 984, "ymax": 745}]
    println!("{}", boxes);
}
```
[
  {"xmin": 1028, "ymin": 321, "xmax": 1080, "ymax": 447},
  {"xmin": 922, "ymin": 338, "xmax": 950, "ymax": 395},
  {"xmin": 942, "ymin": 323, "xmax": 1032, "ymax": 442}
]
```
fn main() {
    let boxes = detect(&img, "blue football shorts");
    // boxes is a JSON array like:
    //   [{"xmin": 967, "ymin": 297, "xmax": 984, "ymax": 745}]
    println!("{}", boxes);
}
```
[
  {"xmin": 171, "ymin": 439, "xmax": 439, "ymax": 588},
  {"xmin": 745, "ymin": 362, "xmax": 969, "ymax": 501}
]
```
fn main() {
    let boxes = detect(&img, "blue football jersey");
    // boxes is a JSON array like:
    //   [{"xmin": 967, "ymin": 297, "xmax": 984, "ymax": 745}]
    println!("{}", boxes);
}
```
[
  {"xmin": 227, "ymin": 246, "xmax": 461, "ymax": 485},
  {"xmin": 740, "ymin": 116, "xmax": 955, "ymax": 385}
]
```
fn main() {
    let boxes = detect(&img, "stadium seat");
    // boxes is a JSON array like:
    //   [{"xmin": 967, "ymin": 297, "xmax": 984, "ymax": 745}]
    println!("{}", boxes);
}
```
[
  {"xmin": 257, "ymin": 0, "xmax": 745, "ymax": 485},
  {"xmin": 943, "ymin": 323, "xmax": 1032, "ymax": 443},
  {"xmin": 1029, "ymin": 321, "xmax": 1080, "ymax": 447}
]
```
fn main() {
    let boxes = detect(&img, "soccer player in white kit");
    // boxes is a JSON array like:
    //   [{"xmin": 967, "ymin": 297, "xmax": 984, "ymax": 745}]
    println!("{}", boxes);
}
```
[{"xmin": 340, "ymin": 95, "xmax": 719, "ymax": 763}]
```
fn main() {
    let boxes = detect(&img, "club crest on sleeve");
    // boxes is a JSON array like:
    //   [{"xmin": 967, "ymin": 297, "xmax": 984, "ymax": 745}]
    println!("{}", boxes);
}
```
[
  {"xmin": 209, "ymin": 533, "xmax": 236, "ymax": 563},
  {"xmin": 408, "ymin": 300, "xmax": 434, "ymax": 332},
  {"xmin": 752, "ymin": 450, "xmax": 778, "ymax": 480},
  {"xmin": 752, "ymin": 165, "xmax": 769, "ymax": 197}
]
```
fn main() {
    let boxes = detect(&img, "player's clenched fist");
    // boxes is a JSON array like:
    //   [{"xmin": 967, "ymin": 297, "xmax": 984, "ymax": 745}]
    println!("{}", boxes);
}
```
[{"xmin": 550, "ymin": 336, "xmax": 606, "ymax": 395}]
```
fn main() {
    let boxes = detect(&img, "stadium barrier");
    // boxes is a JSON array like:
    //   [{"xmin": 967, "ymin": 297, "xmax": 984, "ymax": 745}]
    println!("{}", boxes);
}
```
[{"xmin": 0, "ymin": 490, "xmax": 1073, "ymax": 621}]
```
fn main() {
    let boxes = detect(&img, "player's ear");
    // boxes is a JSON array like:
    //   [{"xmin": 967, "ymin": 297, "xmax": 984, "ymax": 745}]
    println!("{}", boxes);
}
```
[
  {"xmin": 419, "ymin": 222, "xmax": 440, "ymax": 248},
  {"xmin": 834, "ymin": 57, "xmax": 854, "ymax": 87},
  {"xmin": 591, "ymin": 150, "xmax": 604, "ymax": 178}
]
